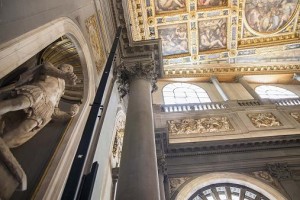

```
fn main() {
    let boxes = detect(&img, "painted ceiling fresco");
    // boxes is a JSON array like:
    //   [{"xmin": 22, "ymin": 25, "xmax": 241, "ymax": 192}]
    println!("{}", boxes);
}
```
[{"xmin": 127, "ymin": 0, "xmax": 300, "ymax": 67}]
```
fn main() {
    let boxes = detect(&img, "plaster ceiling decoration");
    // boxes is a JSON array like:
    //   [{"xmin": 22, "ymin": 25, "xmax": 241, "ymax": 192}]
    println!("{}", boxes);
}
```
[{"xmin": 126, "ymin": 0, "xmax": 300, "ymax": 68}]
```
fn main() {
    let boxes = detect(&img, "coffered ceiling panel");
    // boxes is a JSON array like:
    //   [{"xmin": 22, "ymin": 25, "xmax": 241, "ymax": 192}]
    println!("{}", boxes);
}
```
[{"xmin": 126, "ymin": 0, "xmax": 300, "ymax": 67}]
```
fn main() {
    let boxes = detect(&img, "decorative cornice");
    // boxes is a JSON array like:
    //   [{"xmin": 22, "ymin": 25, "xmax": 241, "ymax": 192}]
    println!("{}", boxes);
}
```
[
  {"xmin": 115, "ymin": 60, "xmax": 158, "ymax": 97},
  {"xmin": 163, "ymin": 63, "xmax": 300, "ymax": 78},
  {"xmin": 267, "ymin": 163, "xmax": 293, "ymax": 181},
  {"xmin": 159, "ymin": 136, "xmax": 300, "ymax": 157}
]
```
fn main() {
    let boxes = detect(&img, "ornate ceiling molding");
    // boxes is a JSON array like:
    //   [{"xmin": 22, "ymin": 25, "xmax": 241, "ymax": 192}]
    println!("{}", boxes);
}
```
[
  {"xmin": 163, "ymin": 63, "xmax": 300, "ymax": 78},
  {"xmin": 155, "ymin": 132, "xmax": 300, "ymax": 157},
  {"xmin": 123, "ymin": 0, "xmax": 300, "ymax": 66}
]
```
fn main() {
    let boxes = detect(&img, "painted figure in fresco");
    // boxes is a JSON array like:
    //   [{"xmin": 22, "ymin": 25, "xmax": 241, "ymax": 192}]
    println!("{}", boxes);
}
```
[
  {"xmin": 245, "ymin": 0, "xmax": 297, "ymax": 33},
  {"xmin": 200, "ymin": 29, "xmax": 224, "ymax": 49},
  {"xmin": 198, "ymin": 0, "xmax": 227, "ymax": 7},
  {"xmin": 199, "ymin": 19, "xmax": 226, "ymax": 51},
  {"xmin": 0, "ymin": 62, "xmax": 79, "ymax": 148},
  {"xmin": 159, "ymin": 24, "xmax": 188, "ymax": 55},
  {"xmin": 156, "ymin": 0, "xmax": 185, "ymax": 11}
]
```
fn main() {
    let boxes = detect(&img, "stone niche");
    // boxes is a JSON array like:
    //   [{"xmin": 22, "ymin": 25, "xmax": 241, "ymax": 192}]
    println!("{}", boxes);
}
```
[{"xmin": 0, "ymin": 37, "xmax": 84, "ymax": 200}]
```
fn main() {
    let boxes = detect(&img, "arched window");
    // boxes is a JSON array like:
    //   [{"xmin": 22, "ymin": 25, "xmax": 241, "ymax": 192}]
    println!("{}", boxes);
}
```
[
  {"xmin": 255, "ymin": 85, "xmax": 298, "ymax": 99},
  {"xmin": 176, "ymin": 172, "xmax": 287, "ymax": 200},
  {"xmin": 163, "ymin": 83, "xmax": 211, "ymax": 104},
  {"xmin": 189, "ymin": 183, "xmax": 269, "ymax": 200}
]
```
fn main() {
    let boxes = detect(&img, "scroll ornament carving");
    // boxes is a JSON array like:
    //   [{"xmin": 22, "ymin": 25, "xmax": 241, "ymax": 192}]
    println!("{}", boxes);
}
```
[
  {"xmin": 168, "ymin": 117, "xmax": 234, "ymax": 135},
  {"xmin": 253, "ymin": 171, "xmax": 282, "ymax": 190},
  {"xmin": 253, "ymin": 171, "xmax": 275, "ymax": 183},
  {"xmin": 290, "ymin": 112, "xmax": 300, "ymax": 123},
  {"xmin": 169, "ymin": 177, "xmax": 190, "ymax": 195},
  {"xmin": 267, "ymin": 163, "xmax": 292, "ymax": 180},
  {"xmin": 247, "ymin": 113, "xmax": 282, "ymax": 128},
  {"xmin": 115, "ymin": 61, "xmax": 158, "ymax": 98}
]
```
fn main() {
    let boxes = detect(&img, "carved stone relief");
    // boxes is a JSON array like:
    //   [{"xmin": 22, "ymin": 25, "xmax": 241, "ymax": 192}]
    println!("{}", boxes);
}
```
[
  {"xmin": 290, "ymin": 112, "xmax": 300, "ymax": 123},
  {"xmin": 267, "ymin": 163, "xmax": 292, "ymax": 181},
  {"xmin": 252, "ymin": 171, "xmax": 284, "ymax": 193},
  {"xmin": 247, "ymin": 113, "xmax": 282, "ymax": 128},
  {"xmin": 168, "ymin": 117, "xmax": 234, "ymax": 135},
  {"xmin": 85, "ymin": 14, "xmax": 105, "ymax": 74},
  {"xmin": 169, "ymin": 177, "xmax": 190, "ymax": 195}
]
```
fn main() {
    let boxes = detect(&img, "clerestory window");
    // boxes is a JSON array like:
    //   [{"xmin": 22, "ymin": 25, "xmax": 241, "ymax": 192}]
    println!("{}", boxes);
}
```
[
  {"xmin": 255, "ymin": 85, "xmax": 298, "ymax": 99},
  {"xmin": 163, "ymin": 83, "xmax": 211, "ymax": 104}
]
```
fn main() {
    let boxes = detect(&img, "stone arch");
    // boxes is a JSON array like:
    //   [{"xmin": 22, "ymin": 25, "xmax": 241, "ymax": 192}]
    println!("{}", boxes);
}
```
[
  {"xmin": 0, "ymin": 17, "xmax": 96, "ymax": 199},
  {"xmin": 175, "ymin": 172, "xmax": 287, "ymax": 200}
]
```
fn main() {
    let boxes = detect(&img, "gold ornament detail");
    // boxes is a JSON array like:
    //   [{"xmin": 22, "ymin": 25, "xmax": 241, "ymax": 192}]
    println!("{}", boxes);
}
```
[
  {"xmin": 85, "ymin": 15, "xmax": 105, "ymax": 74},
  {"xmin": 247, "ymin": 113, "xmax": 282, "ymax": 128},
  {"xmin": 168, "ymin": 117, "xmax": 234, "ymax": 135}
]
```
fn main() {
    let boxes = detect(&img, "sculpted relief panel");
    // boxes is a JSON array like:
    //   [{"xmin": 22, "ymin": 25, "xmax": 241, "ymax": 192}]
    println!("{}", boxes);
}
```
[
  {"xmin": 168, "ymin": 117, "xmax": 234, "ymax": 135},
  {"xmin": 290, "ymin": 112, "xmax": 300, "ymax": 123},
  {"xmin": 247, "ymin": 113, "xmax": 282, "ymax": 128}
]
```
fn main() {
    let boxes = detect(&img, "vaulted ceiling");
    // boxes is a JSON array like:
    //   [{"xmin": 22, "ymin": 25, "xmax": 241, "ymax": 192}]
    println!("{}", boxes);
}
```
[{"xmin": 125, "ymin": 0, "xmax": 300, "ymax": 72}]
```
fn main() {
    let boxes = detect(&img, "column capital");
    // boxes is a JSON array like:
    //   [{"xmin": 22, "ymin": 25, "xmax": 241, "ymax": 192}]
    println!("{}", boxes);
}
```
[
  {"xmin": 116, "ymin": 60, "xmax": 158, "ymax": 98},
  {"xmin": 266, "ymin": 163, "xmax": 292, "ymax": 181}
]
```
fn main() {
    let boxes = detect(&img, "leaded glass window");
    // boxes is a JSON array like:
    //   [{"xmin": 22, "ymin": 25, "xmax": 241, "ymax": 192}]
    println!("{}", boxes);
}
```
[
  {"xmin": 189, "ymin": 183, "xmax": 269, "ymax": 200},
  {"xmin": 255, "ymin": 85, "xmax": 298, "ymax": 99},
  {"xmin": 163, "ymin": 83, "xmax": 211, "ymax": 104}
]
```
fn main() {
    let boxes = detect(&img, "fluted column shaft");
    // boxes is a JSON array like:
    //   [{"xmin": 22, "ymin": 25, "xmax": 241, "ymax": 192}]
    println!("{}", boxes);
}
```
[{"xmin": 115, "ymin": 61, "xmax": 160, "ymax": 200}]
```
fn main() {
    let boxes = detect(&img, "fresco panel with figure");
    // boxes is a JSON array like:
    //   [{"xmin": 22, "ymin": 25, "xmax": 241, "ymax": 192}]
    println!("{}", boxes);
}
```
[
  {"xmin": 245, "ymin": 0, "xmax": 299, "ymax": 33},
  {"xmin": 155, "ymin": 0, "xmax": 187, "ymax": 14},
  {"xmin": 158, "ymin": 23, "xmax": 189, "ymax": 56},
  {"xmin": 197, "ymin": 0, "xmax": 227, "ymax": 9},
  {"xmin": 198, "ymin": 18, "xmax": 227, "ymax": 52}
]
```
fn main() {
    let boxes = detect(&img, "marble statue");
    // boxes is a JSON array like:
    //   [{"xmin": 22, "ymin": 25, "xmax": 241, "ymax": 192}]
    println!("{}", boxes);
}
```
[{"xmin": 0, "ymin": 62, "xmax": 79, "ymax": 148}]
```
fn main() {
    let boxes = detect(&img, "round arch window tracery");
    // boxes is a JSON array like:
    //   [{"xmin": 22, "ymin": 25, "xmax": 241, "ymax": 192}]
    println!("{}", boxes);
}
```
[
  {"xmin": 189, "ymin": 183, "xmax": 269, "ymax": 200},
  {"xmin": 163, "ymin": 83, "xmax": 211, "ymax": 104},
  {"xmin": 255, "ymin": 85, "xmax": 298, "ymax": 99},
  {"xmin": 175, "ymin": 172, "xmax": 287, "ymax": 200}
]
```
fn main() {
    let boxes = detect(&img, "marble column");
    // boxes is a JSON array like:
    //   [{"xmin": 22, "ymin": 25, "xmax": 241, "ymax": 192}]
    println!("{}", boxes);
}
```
[
  {"xmin": 115, "ymin": 61, "xmax": 160, "ymax": 200},
  {"xmin": 211, "ymin": 76, "xmax": 229, "ymax": 101},
  {"xmin": 237, "ymin": 76, "xmax": 262, "ymax": 101}
]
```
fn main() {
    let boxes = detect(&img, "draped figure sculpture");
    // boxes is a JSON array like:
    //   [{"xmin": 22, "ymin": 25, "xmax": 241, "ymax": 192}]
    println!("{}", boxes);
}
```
[{"xmin": 0, "ymin": 62, "xmax": 79, "ymax": 148}]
